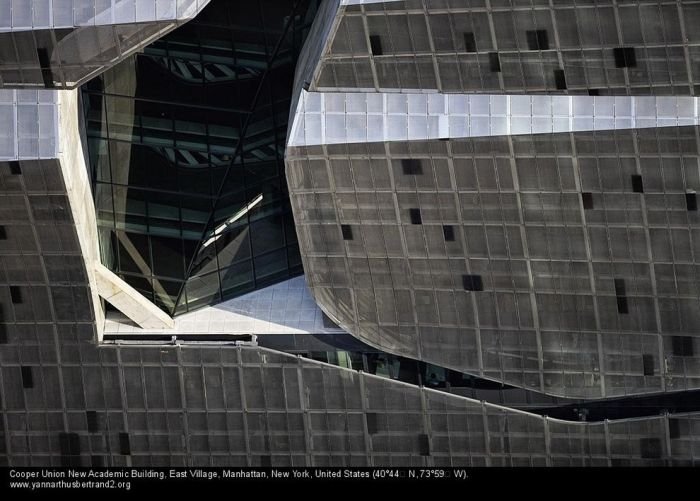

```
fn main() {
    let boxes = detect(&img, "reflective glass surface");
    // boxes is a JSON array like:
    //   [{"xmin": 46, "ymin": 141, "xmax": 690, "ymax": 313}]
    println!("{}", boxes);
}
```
[{"xmin": 82, "ymin": 0, "xmax": 320, "ymax": 315}]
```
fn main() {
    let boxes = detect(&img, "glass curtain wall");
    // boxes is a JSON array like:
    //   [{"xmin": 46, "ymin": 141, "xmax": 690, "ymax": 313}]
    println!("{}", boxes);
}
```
[{"xmin": 82, "ymin": 0, "xmax": 320, "ymax": 315}]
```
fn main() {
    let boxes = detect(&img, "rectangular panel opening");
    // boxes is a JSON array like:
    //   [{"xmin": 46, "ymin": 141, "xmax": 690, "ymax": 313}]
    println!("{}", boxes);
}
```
[
  {"xmin": 0, "ymin": 226, "xmax": 6, "ymax": 240},
  {"xmin": 0, "ymin": 323, "xmax": 7, "ymax": 344},
  {"xmin": 672, "ymin": 336, "xmax": 694, "ymax": 357},
  {"xmin": 9, "ymin": 162, "xmax": 21, "ymax": 175},
  {"xmin": 588, "ymin": 89, "xmax": 600, "ymax": 96},
  {"xmin": 462, "ymin": 274, "xmax": 484, "ymax": 292},
  {"xmin": 614, "ymin": 47, "xmax": 637, "ymax": 68},
  {"xmin": 21, "ymin": 366, "xmax": 33, "ymax": 389},
  {"xmin": 119, "ymin": 432, "xmax": 131, "ymax": 455},
  {"xmin": 464, "ymin": 32, "xmax": 477, "ymax": 52},
  {"xmin": 631, "ymin": 174, "xmax": 644, "ymax": 193},
  {"xmin": 686, "ymin": 192, "xmax": 697, "ymax": 211},
  {"xmin": 614, "ymin": 279, "xmax": 626, "ymax": 297},
  {"xmin": 669, "ymin": 418, "xmax": 681, "ymax": 439},
  {"xmin": 642, "ymin": 354, "xmax": 654, "ymax": 376},
  {"xmin": 526, "ymin": 30, "xmax": 549, "ymax": 50},
  {"xmin": 369, "ymin": 35, "xmax": 383, "ymax": 56},
  {"xmin": 409, "ymin": 208, "xmax": 422, "ymax": 225},
  {"xmin": 443, "ymin": 225, "xmax": 455, "ymax": 242},
  {"xmin": 10, "ymin": 286, "xmax": 22, "ymax": 304},
  {"xmin": 488, "ymin": 52, "xmax": 501, "ymax": 72},
  {"xmin": 418, "ymin": 433, "xmax": 430, "ymax": 456},
  {"xmin": 581, "ymin": 192, "xmax": 594, "ymax": 210},
  {"xmin": 341, "ymin": 224, "xmax": 353, "ymax": 241},
  {"xmin": 615, "ymin": 278, "xmax": 628, "ymax": 314},
  {"xmin": 401, "ymin": 158, "xmax": 423, "ymax": 175},
  {"xmin": 616, "ymin": 296, "xmax": 629, "ymax": 314},
  {"xmin": 366, "ymin": 413, "xmax": 378, "ymax": 435},
  {"xmin": 554, "ymin": 69, "xmax": 567, "ymax": 90},
  {"xmin": 86, "ymin": 411, "xmax": 99, "ymax": 433}
]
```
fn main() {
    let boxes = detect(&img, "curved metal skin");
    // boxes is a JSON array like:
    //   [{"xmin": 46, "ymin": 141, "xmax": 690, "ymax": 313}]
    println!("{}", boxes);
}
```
[{"xmin": 286, "ymin": 0, "xmax": 700, "ymax": 399}]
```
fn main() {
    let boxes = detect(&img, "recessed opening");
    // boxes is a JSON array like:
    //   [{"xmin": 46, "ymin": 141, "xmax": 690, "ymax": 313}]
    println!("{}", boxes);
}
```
[
  {"xmin": 554, "ymin": 69, "xmax": 567, "ymax": 90},
  {"xmin": 0, "ymin": 323, "xmax": 7, "ymax": 344},
  {"xmin": 672, "ymin": 336, "xmax": 694, "ymax": 357},
  {"xmin": 462, "ymin": 274, "xmax": 484, "ymax": 292},
  {"xmin": 526, "ymin": 30, "xmax": 549, "ymax": 50},
  {"xmin": 588, "ymin": 89, "xmax": 600, "ymax": 96},
  {"xmin": 21, "ymin": 366, "xmax": 33, "ymax": 388},
  {"xmin": 369, "ymin": 35, "xmax": 383, "ymax": 56},
  {"xmin": 10, "ymin": 286, "xmax": 22, "ymax": 304},
  {"xmin": 418, "ymin": 433, "xmax": 430, "ymax": 456},
  {"xmin": 341, "ymin": 224, "xmax": 353, "ymax": 241},
  {"xmin": 616, "ymin": 296, "xmax": 629, "ymax": 314},
  {"xmin": 614, "ymin": 278, "xmax": 626, "ymax": 297},
  {"xmin": 669, "ymin": 418, "xmax": 681, "ymax": 439},
  {"xmin": 119, "ymin": 432, "xmax": 131, "ymax": 455},
  {"xmin": 581, "ymin": 192, "xmax": 594, "ymax": 210},
  {"xmin": 0, "ymin": 226, "xmax": 6, "ymax": 240},
  {"xmin": 443, "ymin": 225, "xmax": 455, "ymax": 242},
  {"xmin": 9, "ymin": 161, "xmax": 21, "ymax": 175},
  {"xmin": 631, "ymin": 174, "xmax": 644, "ymax": 193},
  {"xmin": 401, "ymin": 158, "xmax": 423, "ymax": 175},
  {"xmin": 614, "ymin": 47, "xmax": 637, "ymax": 68},
  {"xmin": 464, "ymin": 32, "xmax": 476, "ymax": 52},
  {"xmin": 642, "ymin": 354, "xmax": 654, "ymax": 376},
  {"xmin": 409, "ymin": 208, "xmax": 422, "ymax": 224},
  {"xmin": 488, "ymin": 52, "xmax": 501, "ymax": 72},
  {"xmin": 615, "ymin": 278, "xmax": 629, "ymax": 315},
  {"xmin": 686, "ymin": 192, "xmax": 697, "ymax": 211},
  {"xmin": 86, "ymin": 411, "xmax": 99, "ymax": 433},
  {"xmin": 366, "ymin": 413, "xmax": 378, "ymax": 435}
]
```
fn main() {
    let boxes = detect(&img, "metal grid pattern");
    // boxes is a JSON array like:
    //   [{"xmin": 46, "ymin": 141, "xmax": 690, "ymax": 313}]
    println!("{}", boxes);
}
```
[
  {"xmin": 0, "ymin": 89, "xmax": 58, "ymax": 160},
  {"xmin": 0, "ymin": 0, "xmax": 209, "ymax": 31},
  {"xmin": 3, "ymin": 337, "xmax": 700, "ymax": 466},
  {"xmin": 305, "ymin": 0, "xmax": 700, "ymax": 96},
  {"xmin": 289, "ymin": 91, "xmax": 700, "ymax": 146},
  {"xmin": 286, "ymin": 125, "xmax": 700, "ymax": 399},
  {"xmin": 0, "ymin": 0, "xmax": 210, "ymax": 88}
]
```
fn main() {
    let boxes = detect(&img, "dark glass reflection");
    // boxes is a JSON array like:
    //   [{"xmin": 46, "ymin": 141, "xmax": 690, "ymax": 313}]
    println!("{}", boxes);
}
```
[{"xmin": 82, "ymin": 0, "xmax": 320, "ymax": 315}]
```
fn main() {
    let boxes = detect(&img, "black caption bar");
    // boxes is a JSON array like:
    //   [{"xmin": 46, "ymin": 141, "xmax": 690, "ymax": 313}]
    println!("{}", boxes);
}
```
[
  {"xmin": 1, "ymin": 467, "xmax": 468, "ymax": 492},
  {"xmin": 0, "ymin": 467, "xmax": 693, "ymax": 493}
]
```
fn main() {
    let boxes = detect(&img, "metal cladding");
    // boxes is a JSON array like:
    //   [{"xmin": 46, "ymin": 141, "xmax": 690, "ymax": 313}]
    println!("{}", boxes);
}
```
[
  {"xmin": 0, "ymin": 0, "xmax": 210, "ymax": 88},
  {"xmin": 1, "ymin": 339, "xmax": 699, "ymax": 467},
  {"xmin": 286, "ymin": 0, "xmax": 700, "ymax": 399},
  {"xmin": 5, "ymin": 0, "xmax": 700, "ymax": 468}
]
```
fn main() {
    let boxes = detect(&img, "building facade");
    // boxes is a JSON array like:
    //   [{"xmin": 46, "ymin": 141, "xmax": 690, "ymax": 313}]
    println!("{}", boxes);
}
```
[
  {"xmin": 287, "ymin": 0, "xmax": 700, "ymax": 399},
  {"xmin": 1, "ymin": 0, "xmax": 700, "ymax": 467}
]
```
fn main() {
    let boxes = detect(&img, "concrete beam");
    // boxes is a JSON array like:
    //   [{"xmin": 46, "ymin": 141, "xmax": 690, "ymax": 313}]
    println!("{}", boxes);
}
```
[{"xmin": 94, "ymin": 263, "xmax": 174, "ymax": 330}]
